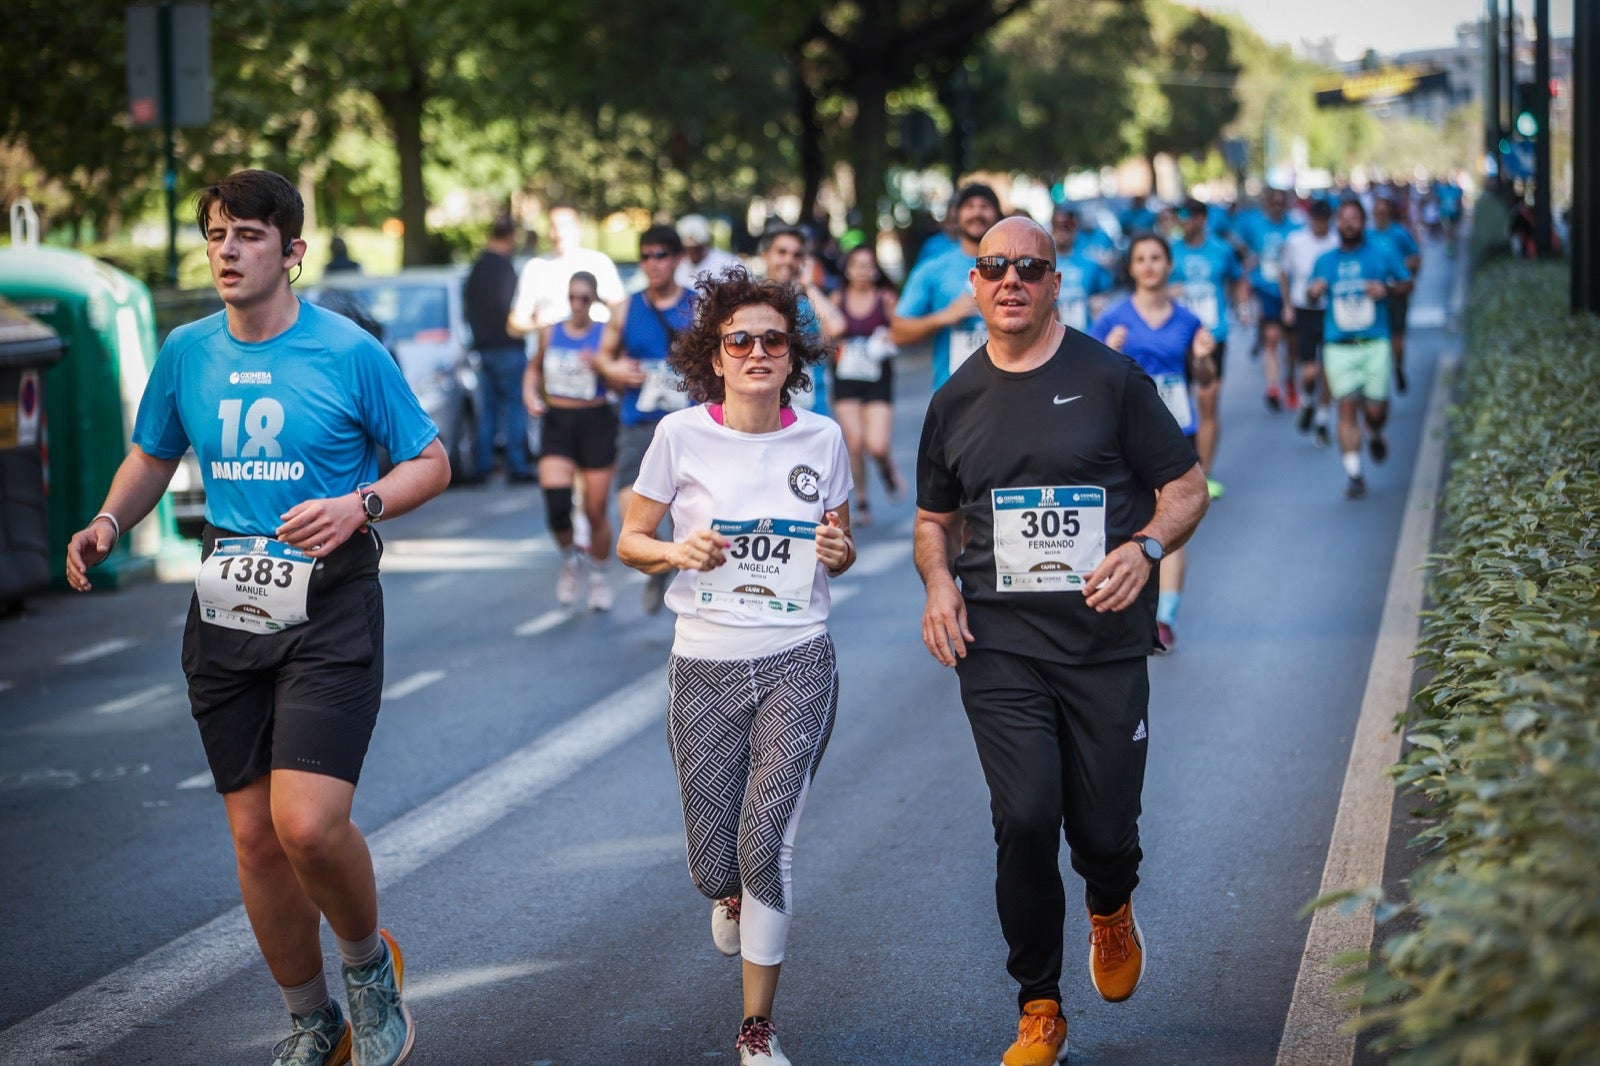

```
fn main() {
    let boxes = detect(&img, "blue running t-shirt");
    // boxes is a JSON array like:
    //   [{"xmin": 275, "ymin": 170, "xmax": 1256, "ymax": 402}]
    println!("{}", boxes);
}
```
[{"xmin": 133, "ymin": 300, "xmax": 439, "ymax": 535}]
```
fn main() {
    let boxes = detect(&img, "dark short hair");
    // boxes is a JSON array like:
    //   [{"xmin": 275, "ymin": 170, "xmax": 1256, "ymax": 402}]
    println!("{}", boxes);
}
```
[
  {"xmin": 1308, "ymin": 199, "xmax": 1333, "ymax": 220},
  {"xmin": 1181, "ymin": 198, "xmax": 1208, "ymax": 220},
  {"xmin": 1338, "ymin": 198, "xmax": 1368, "ymax": 221},
  {"xmin": 195, "ymin": 169, "xmax": 303, "ymax": 242},
  {"xmin": 954, "ymin": 183, "xmax": 1003, "ymax": 216},
  {"xmin": 640, "ymin": 223, "xmax": 683, "ymax": 254},
  {"xmin": 759, "ymin": 224, "xmax": 806, "ymax": 253},
  {"xmin": 489, "ymin": 216, "xmax": 517, "ymax": 241},
  {"xmin": 568, "ymin": 271, "xmax": 598, "ymax": 293},
  {"xmin": 669, "ymin": 267, "xmax": 828, "ymax": 407},
  {"xmin": 1128, "ymin": 232, "xmax": 1172, "ymax": 263}
]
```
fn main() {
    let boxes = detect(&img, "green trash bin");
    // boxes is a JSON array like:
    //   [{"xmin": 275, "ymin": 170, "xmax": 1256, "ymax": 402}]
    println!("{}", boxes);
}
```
[
  {"xmin": 0, "ymin": 243, "xmax": 187, "ymax": 588},
  {"xmin": 0, "ymin": 298, "xmax": 64, "ymax": 604}
]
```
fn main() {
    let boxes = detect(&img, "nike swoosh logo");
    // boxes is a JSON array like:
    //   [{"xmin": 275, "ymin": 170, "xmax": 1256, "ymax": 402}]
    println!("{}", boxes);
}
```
[{"xmin": 1053, "ymin": 394, "xmax": 1082, "ymax": 405}]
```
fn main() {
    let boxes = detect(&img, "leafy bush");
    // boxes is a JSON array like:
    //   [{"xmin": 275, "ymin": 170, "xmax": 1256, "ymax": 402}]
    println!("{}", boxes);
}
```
[{"xmin": 1349, "ymin": 261, "xmax": 1600, "ymax": 1063}]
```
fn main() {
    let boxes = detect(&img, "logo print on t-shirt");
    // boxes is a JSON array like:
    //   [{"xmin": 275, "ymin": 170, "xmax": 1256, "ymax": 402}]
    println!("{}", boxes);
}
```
[{"xmin": 788, "ymin": 465, "xmax": 821, "ymax": 503}]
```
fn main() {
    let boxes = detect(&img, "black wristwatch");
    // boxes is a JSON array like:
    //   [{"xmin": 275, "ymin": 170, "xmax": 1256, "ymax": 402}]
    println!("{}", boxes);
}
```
[
  {"xmin": 1132, "ymin": 534, "xmax": 1164, "ymax": 563},
  {"xmin": 358, "ymin": 486, "xmax": 385, "ymax": 522}
]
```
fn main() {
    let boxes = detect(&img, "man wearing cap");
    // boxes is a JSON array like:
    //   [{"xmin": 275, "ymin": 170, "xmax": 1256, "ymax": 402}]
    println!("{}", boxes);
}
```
[
  {"xmin": 1169, "ymin": 198, "xmax": 1243, "ymax": 500},
  {"xmin": 674, "ymin": 214, "xmax": 742, "ymax": 289},
  {"xmin": 1049, "ymin": 206, "xmax": 1115, "ymax": 335},
  {"xmin": 891, "ymin": 183, "xmax": 1002, "ymax": 390}
]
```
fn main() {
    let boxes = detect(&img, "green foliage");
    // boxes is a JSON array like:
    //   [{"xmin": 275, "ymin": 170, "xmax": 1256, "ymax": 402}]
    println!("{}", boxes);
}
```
[
  {"xmin": 1144, "ymin": 8, "xmax": 1241, "ymax": 160},
  {"xmin": 1339, "ymin": 262, "xmax": 1600, "ymax": 1063},
  {"xmin": 974, "ymin": 0, "xmax": 1152, "ymax": 174}
]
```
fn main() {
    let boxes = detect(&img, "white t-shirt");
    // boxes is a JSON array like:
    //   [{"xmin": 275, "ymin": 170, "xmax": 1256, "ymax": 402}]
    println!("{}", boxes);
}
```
[
  {"xmin": 633, "ymin": 405, "xmax": 853, "ymax": 660},
  {"xmin": 512, "ymin": 249, "xmax": 626, "ymax": 329},
  {"xmin": 1281, "ymin": 227, "xmax": 1340, "ymax": 309},
  {"xmin": 674, "ymin": 247, "xmax": 744, "ymax": 290}
]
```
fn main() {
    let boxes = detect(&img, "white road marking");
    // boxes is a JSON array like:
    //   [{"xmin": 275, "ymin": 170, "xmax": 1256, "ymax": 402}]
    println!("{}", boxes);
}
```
[
  {"xmin": 0, "ymin": 680, "xmax": 12, "ymax": 696},
  {"xmin": 1407, "ymin": 305, "xmax": 1446, "ymax": 329},
  {"xmin": 515, "ymin": 609, "xmax": 571, "ymax": 637},
  {"xmin": 94, "ymin": 683, "xmax": 179, "ymax": 716},
  {"xmin": 485, "ymin": 496, "xmax": 533, "ymax": 516},
  {"xmin": 1275, "ymin": 352, "xmax": 1457, "ymax": 1066},
  {"xmin": 56, "ymin": 639, "xmax": 135, "ymax": 667},
  {"xmin": 176, "ymin": 771, "xmax": 214, "ymax": 791},
  {"xmin": 382, "ymin": 670, "xmax": 446, "ymax": 702},
  {"xmin": 852, "ymin": 539, "xmax": 913, "ymax": 577},
  {"xmin": 412, "ymin": 573, "xmax": 454, "ymax": 595},
  {"xmin": 380, "ymin": 536, "xmax": 554, "ymax": 572},
  {"xmin": 0, "ymin": 670, "xmax": 667, "ymax": 1063}
]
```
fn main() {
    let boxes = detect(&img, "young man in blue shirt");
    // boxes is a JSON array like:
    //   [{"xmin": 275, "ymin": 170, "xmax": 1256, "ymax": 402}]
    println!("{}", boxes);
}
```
[
  {"xmin": 66, "ymin": 169, "xmax": 451, "ymax": 1066},
  {"xmin": 891, "ymin": 183, "xmax": 1002, "ymax": 389}
]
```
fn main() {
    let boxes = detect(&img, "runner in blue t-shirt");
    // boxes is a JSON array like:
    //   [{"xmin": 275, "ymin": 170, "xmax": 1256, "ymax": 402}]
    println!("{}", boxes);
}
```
[
  {"xmin": 1306, "ymin": 199, "xmax": 1413, "ymax": 501},
  {"xmin": 1368, "ymin": 195, "xmax": 1423, "ymax": 395},
  {"xmin": 66, "ymin": 169, "xmax": 448, "ymax": 1066},
  {"xmin": 1090, "ymin": 232, "xmax": 1217, "ymax": 653},
  {"xmin": 1118, "ymin": 195, "xmax": 1158, "ymax": 238},
  {"xmin": 1048, "ymin": 215, "xmax": 1115, "ymax": 335},
  {"xmin": 1233, "ymin": 188, "xmax": 1299, "ymax": 412},
  {"xmin": 891, "ymin": 184, "xmax": 1002, "ymax": 389},
  {"xmin": 1170, "ymin": 199, "xmax": 1243, "ymax": 501}
]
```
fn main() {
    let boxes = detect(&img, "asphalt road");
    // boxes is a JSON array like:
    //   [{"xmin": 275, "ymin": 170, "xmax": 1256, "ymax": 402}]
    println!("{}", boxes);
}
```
[{"xmin": 0, "ymin": 242, "xmax": 1461, "ymax": 1065}]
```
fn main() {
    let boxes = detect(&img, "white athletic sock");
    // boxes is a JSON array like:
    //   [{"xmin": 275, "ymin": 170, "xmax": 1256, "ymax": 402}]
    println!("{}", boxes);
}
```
[
  {"xmin": 280, "ymin": 971, "xmax": 330, "ymax": 1017},
  {"xmin": 337, "ymin": 928, "xmax": 384, "ymax": 970},
  {"xmin": 1342, "ymin": 451, "xmax": 1363, "ymax": 479}
]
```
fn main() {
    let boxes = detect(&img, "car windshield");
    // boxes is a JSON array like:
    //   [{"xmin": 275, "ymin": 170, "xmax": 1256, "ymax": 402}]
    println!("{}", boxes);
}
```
[{"xmin": 344, "ymin": 283, "xmax": 451, "ymax": 346}]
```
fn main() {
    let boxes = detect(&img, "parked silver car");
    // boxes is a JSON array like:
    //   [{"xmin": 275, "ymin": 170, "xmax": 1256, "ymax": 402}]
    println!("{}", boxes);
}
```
[{"xmin": 307, "ymin": 267, "xmax": 481, "ymax": 482}]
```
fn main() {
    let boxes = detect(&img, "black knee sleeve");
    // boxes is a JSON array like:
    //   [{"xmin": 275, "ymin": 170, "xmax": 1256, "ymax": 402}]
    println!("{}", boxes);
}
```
[{"xmin": 543, "ymin": 487, "xmax": 574, "ymax": 535}]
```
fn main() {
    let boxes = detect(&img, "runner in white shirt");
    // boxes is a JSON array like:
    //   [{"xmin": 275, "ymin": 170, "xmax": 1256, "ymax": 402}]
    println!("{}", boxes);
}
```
[
  {"xmin": 1279, "ymin": 200, "xmax": 1340, "ymax": 446},
  {"xmin": 618, "ymin": 269, "xmax": 854, "ymax": 1066},
  {"xmin": 506, "ymin": 204, "xmax": 626, "ymax": 335}
]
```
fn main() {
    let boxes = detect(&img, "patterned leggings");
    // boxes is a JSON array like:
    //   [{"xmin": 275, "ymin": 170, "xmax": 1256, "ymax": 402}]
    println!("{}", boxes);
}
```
[{"xmin": 667, "ymin": 634, "xmax": 838, "ymax": 963}]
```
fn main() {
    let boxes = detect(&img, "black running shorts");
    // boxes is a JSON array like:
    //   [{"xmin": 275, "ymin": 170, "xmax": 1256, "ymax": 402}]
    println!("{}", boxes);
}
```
[
  {"xmin": 541, "ymin": 403, "xmax": 619, "ymax": 469},
  {"xmin": 1386, "ymin": 292, "xmax": 1410, "ymax": 338},
  {"xmin": 183, "ymin": 526, "xmax": 385, "ymax": 793}
]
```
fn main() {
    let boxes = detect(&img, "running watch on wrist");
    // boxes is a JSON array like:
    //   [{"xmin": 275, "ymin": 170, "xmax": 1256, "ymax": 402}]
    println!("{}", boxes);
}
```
[
  {"xmin": 1132, "ymin": 534, "xmax": 1164, "ymax": 563},
  {"xmin": 358, "ymin": 486, "xmax": 384, "ymax": 522}
]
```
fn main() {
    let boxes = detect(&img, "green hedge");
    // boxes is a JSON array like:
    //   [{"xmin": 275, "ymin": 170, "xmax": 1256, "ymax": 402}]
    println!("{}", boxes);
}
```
[{"xmin": 1349, "ymin": 259, "xmax": 1600, "ymax": 1063}]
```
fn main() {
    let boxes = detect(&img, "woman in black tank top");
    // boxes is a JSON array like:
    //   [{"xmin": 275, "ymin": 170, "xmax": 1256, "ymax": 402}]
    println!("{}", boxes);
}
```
[{"xmin": 830, "ymin": 244, "xmax": 903, "ymax": 524}]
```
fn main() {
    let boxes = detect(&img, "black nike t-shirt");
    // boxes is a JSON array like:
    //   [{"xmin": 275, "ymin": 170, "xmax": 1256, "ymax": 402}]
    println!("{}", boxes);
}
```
[{"xmin": 916, "ymin": 331, "xmax": 1197, "ymax": 664}]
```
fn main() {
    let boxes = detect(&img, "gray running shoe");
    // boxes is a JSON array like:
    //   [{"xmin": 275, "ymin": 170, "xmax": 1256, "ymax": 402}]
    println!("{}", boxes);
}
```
[
  {"xmin": 642, "ymin": 569, "xmax": 671, "ymax": 615},
  {"xmin": 271, "ymin": 1000, "xmax": 351, "ymax": 1066},
  {"xmin": 1345, "ymin": 475, "xmax": 1367, "ymax": 500},
  {"xmin": 343, "ymin": 930, "xmax": 413, "ymax": 1066},
  {"xmin": 712, "ymin": 895, "xmax": 742, "ymax": 957}
]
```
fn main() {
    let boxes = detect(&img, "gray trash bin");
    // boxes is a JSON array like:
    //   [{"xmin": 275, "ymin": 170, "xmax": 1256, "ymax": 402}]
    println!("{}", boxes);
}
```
[{"xmin": 0, "ymin": 297, "xmax": 64, "ymax": 604}]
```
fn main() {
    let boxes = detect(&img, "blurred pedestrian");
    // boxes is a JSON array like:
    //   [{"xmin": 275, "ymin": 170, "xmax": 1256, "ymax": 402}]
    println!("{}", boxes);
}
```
[
  {"xmin": 676, "ymin": 214, "xmax": 743, "ymax": 288},
  {"xmin": 829, "ymin": 243, "xmax": 902, "ymax": 524},
  {"xmin": 890, "ymin": 183, "xmax": 1002, "ymax": 389},
  {"xmin": 617, "ymin": 267, "xmax": 854, "ymax": 1066},
  {"xmin": 1280, "ymin": 199, "xmax": 1339, "ymax": 447},
  {"xmin": 524, "ymin": 270, "xmax": 618, "ymax": 609},
  {"xmin": 508, "ymin": 204, "xmax": 626, "ymax": 335},
  {"xmin": 465, "ymin": 216, "xmax": 535, "ymax": 483},
  {"xmin": 1049, "ymin": 205, "xmax": 1115, "ymax": 335},
  {"xmin": 1170, "ymin": 198, "xmax": 1243, "ymax": 500},
  {"xmin": 760, "ymin": 224, "xmax": 843, "ymax": 417},
  {"xmin": 324, "ymin": 235, "xmax": 361, "ymax": 274}
]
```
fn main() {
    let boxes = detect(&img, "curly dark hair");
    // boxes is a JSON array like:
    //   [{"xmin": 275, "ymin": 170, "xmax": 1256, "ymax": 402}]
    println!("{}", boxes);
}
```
[{"xmin": 669, "ymin": 266, "xmax": 830, "ymax": 407}]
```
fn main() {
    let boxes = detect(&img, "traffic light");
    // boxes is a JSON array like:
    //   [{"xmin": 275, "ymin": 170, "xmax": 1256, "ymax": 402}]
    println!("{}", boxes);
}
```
[{"xmin": 1514, "ymin": 81, "xmax": 1542, "ymax": 138}]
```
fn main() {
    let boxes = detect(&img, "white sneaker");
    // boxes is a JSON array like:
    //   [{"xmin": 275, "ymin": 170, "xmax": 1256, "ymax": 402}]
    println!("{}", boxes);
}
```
[
  {"xmin": 711, "ymin": 896, "xmax": 741, "ymax": 957},
  {"xmin": 587, "ymin": 567, "xmax": 614, "ymax": 611},
  {"xmin": 735, "ymin": 1017, "xmax": 791, "ymax": 1066},
  {"xmin": 556, "ymin": 554, "xmax": 584, "ymax": 606}
]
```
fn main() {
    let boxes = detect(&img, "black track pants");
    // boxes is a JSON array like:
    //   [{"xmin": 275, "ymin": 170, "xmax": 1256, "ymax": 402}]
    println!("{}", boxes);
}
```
[{"xmin": 957, "ymin": 649, "xmax": 1150, "ymax": 1008}]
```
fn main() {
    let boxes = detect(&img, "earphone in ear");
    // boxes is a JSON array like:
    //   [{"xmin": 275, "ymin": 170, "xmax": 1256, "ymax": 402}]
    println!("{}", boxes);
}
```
[{"xmin": 283, "ymin": 240, "xmax": 295, "ymax": 256}]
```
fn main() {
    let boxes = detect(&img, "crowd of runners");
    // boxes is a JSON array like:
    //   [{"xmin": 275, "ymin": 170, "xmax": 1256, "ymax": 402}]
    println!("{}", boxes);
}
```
[{"xmin": 61, "ymin": 163, "xmax": 1459, "ymax": 1066}]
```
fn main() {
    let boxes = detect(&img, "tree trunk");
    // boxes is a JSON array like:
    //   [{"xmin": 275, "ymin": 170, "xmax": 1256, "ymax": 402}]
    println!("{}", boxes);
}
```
[
  {"xmin": 377, "ymin": 69, "xmax": 431, "ymax": 267},
  {"xmin": 795, "ymin": 63, "xmax": 825, "ymax": 224},
  {"xmin": 851, "ymin": 64, "xmax": 891, "ymax": 243}
]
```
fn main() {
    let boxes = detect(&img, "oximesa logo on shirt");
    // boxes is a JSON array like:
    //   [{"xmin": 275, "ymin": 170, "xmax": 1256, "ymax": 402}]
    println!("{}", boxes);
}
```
[{"xmin": 229, "ymin": 371, "xmax": 272, "ymax": 385}]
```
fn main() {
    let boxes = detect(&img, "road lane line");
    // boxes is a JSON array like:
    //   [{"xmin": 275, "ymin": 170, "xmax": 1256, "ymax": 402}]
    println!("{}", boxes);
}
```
[
  {"xmin": 94, "ymin": 683, "xmax": 179, "ymax": 716},
  {"xmin": 1275, "ymin": 351, "xmax": 1457, "ymax": 1066},
  {"xmin": 175, "ymin": 771, "xmax": 214, "ymax": 791},
  {"xmin": 515, "ymin": 609, "xmax": 571, "ymax": 637},
  {"xmin": 852, "ymin": 539, "xmax": 912, "ymax": 577},
  {"xmin": 0, "ymin": 669, "xmax": 667, "ymax": 1062},
  {"xmin": 57, "ymin": 639, "xmax": 136, "ymax": 667},
  {"xmin": 382, "ymin": 670, "xmax": 446, "ymax": 702}
]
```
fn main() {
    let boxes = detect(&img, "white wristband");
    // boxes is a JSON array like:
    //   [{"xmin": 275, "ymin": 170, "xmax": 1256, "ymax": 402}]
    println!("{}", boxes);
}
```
[{"xmin": 92, "ymin": 512, "xmax": 121, "ymax": 544}]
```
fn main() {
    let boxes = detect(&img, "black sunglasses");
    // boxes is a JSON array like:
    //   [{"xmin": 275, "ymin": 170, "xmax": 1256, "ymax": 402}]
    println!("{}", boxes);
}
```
[
  {"xmin": 975, "ymin": 256, "xmax": 1054, "ymax": 282},
  {"xmin": 720, "ymin": 330, "xmax": 792, "ymax": 359},
  {"xmin": 639, "ymin": 249, "xmax": 677, "ymax": 261}
]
